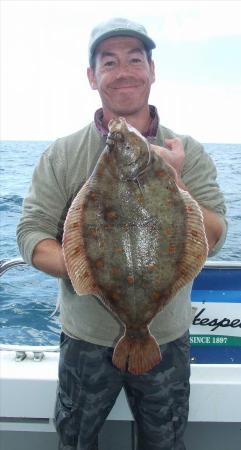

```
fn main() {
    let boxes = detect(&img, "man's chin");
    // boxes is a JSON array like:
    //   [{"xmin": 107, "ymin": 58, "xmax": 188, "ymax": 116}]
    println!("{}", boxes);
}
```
[{"xmin": 111, "ymin": 105, "xmax": 144, "ymax": 118}]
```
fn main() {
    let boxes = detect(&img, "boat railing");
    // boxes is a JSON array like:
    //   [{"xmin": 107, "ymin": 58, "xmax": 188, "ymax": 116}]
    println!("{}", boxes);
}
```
[
  {"xmin": 203, "ymin": 259, "xmax": 241, "ymax": 269},
  {"xmin": 1, "ymin": 256, "xmax": 241, "ymax": 277},
  {"xmin": 0, "ymin": 257, "xmax": 27, "ymax": 276}
]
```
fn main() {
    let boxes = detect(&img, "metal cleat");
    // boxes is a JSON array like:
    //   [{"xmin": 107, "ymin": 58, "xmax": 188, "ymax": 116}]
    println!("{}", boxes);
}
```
[
  {"xmin": 15, "ymin": 351, "xmax": 26, "ymax": 362},
  {"xmin": 33, "ymin": 351, "xmax": 44, "ymax": 362}
]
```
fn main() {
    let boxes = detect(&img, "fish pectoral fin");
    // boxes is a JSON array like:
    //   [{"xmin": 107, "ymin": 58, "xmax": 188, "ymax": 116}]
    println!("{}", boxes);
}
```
[{"xmin": 112, "ymin": 332, "xmax": 161, "ymax": 375}]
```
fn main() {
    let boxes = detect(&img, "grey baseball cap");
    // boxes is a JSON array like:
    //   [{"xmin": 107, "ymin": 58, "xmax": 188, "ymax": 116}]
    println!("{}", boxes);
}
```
[{"xmin": 88, "ymin": 17, "xmax": 156, "ymax": 65}]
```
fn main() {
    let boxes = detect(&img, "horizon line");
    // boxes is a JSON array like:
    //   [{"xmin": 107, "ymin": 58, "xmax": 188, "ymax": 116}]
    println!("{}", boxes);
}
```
[{"xmin": 1, "ymin": 138, "xmax": 241, "ymax": 145}]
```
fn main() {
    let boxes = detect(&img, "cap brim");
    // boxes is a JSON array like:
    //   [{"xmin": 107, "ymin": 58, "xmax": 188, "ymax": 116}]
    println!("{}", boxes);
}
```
[{"xmin": 89, "ymin": 29, "xmax": 156, "ymax": 64}]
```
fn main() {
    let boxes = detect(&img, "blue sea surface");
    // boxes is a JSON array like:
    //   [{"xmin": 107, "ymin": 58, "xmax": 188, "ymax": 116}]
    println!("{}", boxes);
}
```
[
  {"xmin": 0, "ymin": 140, "xmax": 240, "ymax": 345},
  {"xmin": 0, "ymin": 141, "xmax": 60, "ymax": 345}
]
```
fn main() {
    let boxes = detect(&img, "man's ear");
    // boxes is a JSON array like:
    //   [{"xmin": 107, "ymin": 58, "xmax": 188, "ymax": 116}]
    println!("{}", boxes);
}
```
[{"xmin": 87, "ymin": 67, "xmax": 97, "ymax": 90}]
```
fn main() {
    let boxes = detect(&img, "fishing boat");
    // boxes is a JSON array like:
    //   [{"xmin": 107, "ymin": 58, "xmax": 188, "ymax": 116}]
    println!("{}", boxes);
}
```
[{"xmin": 0, "ymin": 258, "xmax": 241, "ymax": 450}]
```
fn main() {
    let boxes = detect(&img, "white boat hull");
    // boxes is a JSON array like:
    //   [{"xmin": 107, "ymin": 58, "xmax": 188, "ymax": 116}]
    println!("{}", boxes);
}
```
[{"xmin": 1, "ymin": 350, "xmax": 241, "ymax": 431}]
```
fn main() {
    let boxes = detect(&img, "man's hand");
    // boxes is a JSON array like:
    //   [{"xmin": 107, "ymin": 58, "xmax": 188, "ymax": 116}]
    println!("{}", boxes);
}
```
[{"xmin": 150, "ymin": 138, "xmax": 185, "ymax": 179}]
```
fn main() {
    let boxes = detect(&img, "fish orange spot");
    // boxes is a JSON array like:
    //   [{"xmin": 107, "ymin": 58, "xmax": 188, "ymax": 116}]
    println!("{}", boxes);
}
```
[
  {"xmin": 95, "ymin": 258, "xmax": 104, "ymax": 269},
  {"xmin": 110, "ymin": 292, "xmax": 121, "ymax": 301},
  {"xmin": 152, "ymin": 291, "xmax": 162, "ymax": 301},
  {"xmin": 90, "ymin": 228, "xmax": 98, "ymax": 238},
  {"xmin": 127, "ymin": 275, "xmax": 134, "ymax": 285},
  {"xmin": 112, "ymin": 267, "xmax": 120, "ymax": 276},
  {"xmin": 187, "ymin": 206, "xmax": 193, "ymax": 212},
  {"xmin": 106, "ymin": 210, "xmax": 118, "ymax": 221},
  {"xmin": 165, "ymin": 227, "xmax": 172, "ymax": 236},
  {"xmin": 97, "ymin": 167, "xmax": 105, "ymax": 177},
  {"xmin": 168, "ymin": 244, "xmax": 176, "ymax": 254},
  {"xmin": 114, "ymin": 247, "xmax": 123, "ymax": 254},
  {"xmin": 136, "ymin": 195, "xmax": 144, "ymax": 204},
  {"xmin": 89, "ymin": 191, "xmax": 97, "ymax": 201},
  {"xmin": 155, "ymin": 170, "xmax": 165, "ymax": 177}
]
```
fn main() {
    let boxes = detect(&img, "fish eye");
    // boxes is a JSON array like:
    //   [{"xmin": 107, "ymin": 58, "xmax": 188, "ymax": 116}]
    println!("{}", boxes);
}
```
[
  {"xmin": 106, "ymin": 136, "xmax": 115, "ymax": 146},
  {"xmin": 114, "ymin": 132, "xmax": 124, "ymax": 142}
]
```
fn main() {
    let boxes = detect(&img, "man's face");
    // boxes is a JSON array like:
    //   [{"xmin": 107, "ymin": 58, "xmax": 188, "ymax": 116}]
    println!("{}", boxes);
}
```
[{"xmin": 87, "ymin": 36, "xmax": 155, "ymax": 119}]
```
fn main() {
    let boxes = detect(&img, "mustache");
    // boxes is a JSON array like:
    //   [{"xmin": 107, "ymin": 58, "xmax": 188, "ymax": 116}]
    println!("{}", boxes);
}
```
[{"xmin": 109, "ymin": 77, "xmax": 140, "ymax": 89}]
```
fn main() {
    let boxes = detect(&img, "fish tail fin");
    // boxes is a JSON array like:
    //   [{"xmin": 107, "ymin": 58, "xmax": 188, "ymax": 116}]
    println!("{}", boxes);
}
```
[
  {"xmin": 112, "ymin": 335, "xmax": 131, "ymax": 372},
  {"xmin": 113, "ymin": 332, "xmax": 161, "ymax": 375}
]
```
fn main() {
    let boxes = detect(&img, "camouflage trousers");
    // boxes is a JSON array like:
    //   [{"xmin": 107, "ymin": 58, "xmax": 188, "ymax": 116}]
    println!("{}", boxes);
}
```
[{"xmin": 55, "ymin": 331, "xmax": 190, "ymax": 450}]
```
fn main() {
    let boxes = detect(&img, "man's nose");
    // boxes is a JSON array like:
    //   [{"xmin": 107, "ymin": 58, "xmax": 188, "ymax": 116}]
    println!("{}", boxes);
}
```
[{"xmin": 116, "ymin": 61, "xmax": 132, "ymax": 77}]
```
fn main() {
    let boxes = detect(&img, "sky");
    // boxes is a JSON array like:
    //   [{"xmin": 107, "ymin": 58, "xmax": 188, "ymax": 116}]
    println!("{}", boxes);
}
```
[{"xmin": 1, "ymin": 0, "xmax": 241, "ymax": 143}]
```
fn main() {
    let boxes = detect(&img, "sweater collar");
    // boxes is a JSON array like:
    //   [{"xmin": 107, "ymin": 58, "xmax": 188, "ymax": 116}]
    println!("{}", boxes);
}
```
[{"xmin": 94, "ymin": 105, "xmax": 159, "ymax": 138}]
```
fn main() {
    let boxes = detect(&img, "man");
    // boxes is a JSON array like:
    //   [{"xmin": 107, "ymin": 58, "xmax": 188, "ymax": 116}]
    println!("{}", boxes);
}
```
[{"xmin": 17, "ymin": 18, "xmax": 227, "ymax": 450}]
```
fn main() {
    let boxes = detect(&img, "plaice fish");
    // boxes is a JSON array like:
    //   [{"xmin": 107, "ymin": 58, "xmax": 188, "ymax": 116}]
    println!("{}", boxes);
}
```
[{"xmin": 63, "ymin": 117, "xmax": 208, "ymax": 375}]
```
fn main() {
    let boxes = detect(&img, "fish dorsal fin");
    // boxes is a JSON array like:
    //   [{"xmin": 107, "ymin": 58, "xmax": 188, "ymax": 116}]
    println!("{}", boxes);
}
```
[
  {"xmin": 63, "ymin": 181, "xmax": 103, "ymax": 299},
  {"xmin": 169, "ymin": 189, "xmax": 208, "ymax": 300}
]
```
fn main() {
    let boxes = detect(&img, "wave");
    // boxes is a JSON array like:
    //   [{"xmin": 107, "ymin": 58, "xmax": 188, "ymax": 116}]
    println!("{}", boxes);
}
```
[{"xmin": 0, "ymin": 194, "xmax": 23, "ymax": 211}]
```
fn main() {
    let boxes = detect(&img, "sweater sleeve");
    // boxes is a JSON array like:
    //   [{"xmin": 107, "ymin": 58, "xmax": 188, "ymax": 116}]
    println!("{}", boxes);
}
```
[
  {"xmin": 181, "ymin": 136, "xmax": 227, "ymax": 256},
  {"xmin": 17, "ymin": 142, "xmax": 68, "ymax": 265}
]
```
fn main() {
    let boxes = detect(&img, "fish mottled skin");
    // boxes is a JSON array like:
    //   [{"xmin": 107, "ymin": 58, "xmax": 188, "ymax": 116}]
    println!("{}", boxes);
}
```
[{"xmin": 63, "ymin": 117, "xmax": 208, "ymax": 375}]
